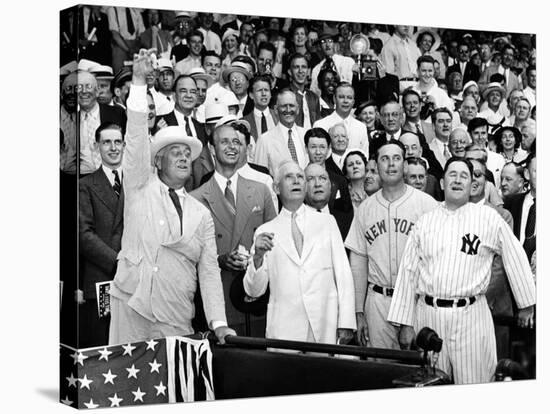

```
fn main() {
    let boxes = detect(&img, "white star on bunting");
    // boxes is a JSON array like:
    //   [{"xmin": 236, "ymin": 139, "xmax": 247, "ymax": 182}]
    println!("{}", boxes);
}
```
[
  {"xmin": 61, "ymin": 396, "xmax": 73, "ymax": 406},
  {"xmin": 79, "ymin": 374, "xmax": 93, "ymax": 390},
  {"xmin": 122, "ymin": 343, "xmax": 137, "ymax": 356},
  {"xmin": 102, "ymin": 369, "xmax": 117, "ymax": 384},
  {"xmin": 126, "ymin": 364, "xmax": 140, "ymax": 379},
  {"xmin": 66, "ymin": 372, "xmax": 78, "ymax": 388},
  {"xmin": 71, "ymin": 351, "xmax": 88, "ymax": 366},
  {"xmin": 132, "ymin": 387, "xmax": 146, "ymax": 402},
  {"xmin": 154, "ymin": 381, "xmax": 167, "ymax": 396},
  {"xmin": 84, "ymin": 398, "xmax": 99, "ymax": 409},
  {"xmin": 108, "ymin": 393, "xmax": 123, "ymax": 407},
  {"xmin": 146, "ymin": 339, "xmax": 158, "ymax": 351},
  {"xmin": 98, "ymin": 347, "xmax": 113, "ymax": 361},
  {"xmin": 149, "ymin": 359, "xmax": 162, "ymax": 373}
]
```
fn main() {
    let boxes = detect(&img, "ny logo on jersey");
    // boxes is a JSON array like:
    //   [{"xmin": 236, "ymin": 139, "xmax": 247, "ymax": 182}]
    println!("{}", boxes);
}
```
[{"xmin": 461, "ymin": 233, "xmax": 481, "ymax": 255}]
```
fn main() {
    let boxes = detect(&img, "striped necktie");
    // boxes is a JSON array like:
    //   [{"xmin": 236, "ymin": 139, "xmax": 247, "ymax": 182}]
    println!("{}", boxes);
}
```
[
  {"xmin": 112, "ymin": 170, "xmax": 121, "ymax": 197},
  {"xmin": 287, "ymin": 129, "xmax": 298, "ymax": 163},
  {"xmin": 224, "ymin": 179, "xmax": 236, "ymax": 215}
]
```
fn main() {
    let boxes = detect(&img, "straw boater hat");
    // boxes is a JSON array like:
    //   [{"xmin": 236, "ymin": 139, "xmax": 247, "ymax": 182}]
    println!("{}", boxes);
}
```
[
  {"xmin": 214, "ymin": 115, "xmax": 251, "ymax": 132},
  {"xmin": 187, "ymin": 67, "xmax": 215, "ymax": 88},
  {"xmin": 89, "ymin": 64, "xmax": 114, "ymax": 80},
  {"xmin": 221, "ymin": 61, "xmax": 252, "ymax": 84},
  {"xmin": 413, "ymin": 27, "xmax": 441, "ymax": 51},
  {"xmin": 205, "ymin": 103, "xmax": 229, "ymax": 124},
  {"xmin": 482, "ymin": 82, "xmax": 506, "ymax": 101},
  {"xmin": 150, "ymin": 127, "xmax": 203, "ymax": 165}
]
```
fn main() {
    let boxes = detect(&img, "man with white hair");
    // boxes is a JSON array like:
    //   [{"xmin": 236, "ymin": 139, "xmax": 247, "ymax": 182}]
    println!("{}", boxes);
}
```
[
  {"xmin": 109, "ymin": 49, "xmax": 235, "ymax": 344},
  {"xmin": 313, "ymin": 82, "xmax": 369, "ymax": 155},
  {"xmin": 244, "ymin": 160, "xmax": 356, "ymax": 345},
  {"xmin": 457, "ymin": 96, "xmax": 478, "ymax": 131}
]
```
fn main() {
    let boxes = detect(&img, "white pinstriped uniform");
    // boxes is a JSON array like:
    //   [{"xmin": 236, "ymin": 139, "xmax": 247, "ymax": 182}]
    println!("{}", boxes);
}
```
[
  {"xmin": 345, "ymin": 185, "xmax": 438, "ymax": 349},
  {"xmin": 387, "ymin": 202, "xmax": 536, "ymax": 384}
]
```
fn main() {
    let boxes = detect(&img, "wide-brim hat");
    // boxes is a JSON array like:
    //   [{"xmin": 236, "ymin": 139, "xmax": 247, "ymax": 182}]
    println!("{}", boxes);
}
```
[
  {"xmin": 78, "ymin": 58, "xmax": 101, "ymax": 72},
  {"xmin": 462, "ymin": 80, "xmax": 479, "ymax": 95},
  {"xmin": 214, "ymin": 115, "xmax": 251, "ymax": 133},
  {"xmin": 150, "ymin": 126, "xmax": 203, "ymax": 165},
  {"xmin": 187, "ymin": 67, "xmax": 215, "ymax": 88},
  {"xmin": 60, "ymin": 60, "xmax": 78, "ymax": 76},
  {"xmin": 482, "ymin": 82, "xmax": 506, "ymax": 101},
  {"xmin": 89, "ymin": 64, "xmax": 114, "ymax": 79},
  {"xmin": 493, "ymin": 126, "xmax": 522, "ymax": 145},
  {"xmin": 221, "ymin": 61, "xmax": 252, "ymax": 83},
  {"xmin": 205, "ymin": 103, "xmax": 229, "ymax": 124},
  {"xmin": 412, "ymin": 27, "xmax": 441, "ymax": 51},
  {"xmin": 319, "ymin": 31, "xmax": 336, "ymax": 42}
]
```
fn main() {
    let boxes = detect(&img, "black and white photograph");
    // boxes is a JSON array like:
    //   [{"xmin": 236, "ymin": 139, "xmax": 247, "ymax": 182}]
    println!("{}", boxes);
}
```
[
  {"xmin": 4, "ymin": 0, "xmax": 548, "ymax": 413},
  {"xmin": 56, "ymin": 0, "xmax": 542, "ymax": 409}
]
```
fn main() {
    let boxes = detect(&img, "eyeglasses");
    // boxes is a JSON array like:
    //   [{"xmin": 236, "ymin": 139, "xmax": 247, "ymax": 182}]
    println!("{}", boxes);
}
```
[
  {"xmin": 320, "ymin": 39, "xmax": 334, "ymax": 45},
  {"xmin": 76, "ymin": 84, "xmax": 96, "ymax": 92}
]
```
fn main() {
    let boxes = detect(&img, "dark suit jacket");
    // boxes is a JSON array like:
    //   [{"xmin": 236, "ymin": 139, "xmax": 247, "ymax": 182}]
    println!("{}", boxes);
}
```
[
  {"xmin": 503, "ymin": 192, "xmax": 528, "ymax": 240},
  {"xmin": 327, "ymin": 170, "xmax": 353, "ymax": 239},
  {"xmin": 79, "ymin": 167, "xmax": 124, "ymax": 300},
  {"xmin": 448, "ymin": 61, "xmax": 481, "ymax": 84},
  {"xmin": 243, "ymin": 109, "xmax": 279, "ymax": 143},
  {"xmin": 289, "ymin": 85, "xmax": 322, "ymax": 128},
  {"xmin": 99, "ymin": 103, "xmax": 127, "ymax": 134},
  {"xmin": 369, "ymin": 130, "xmax": 401, "ymax": 159},
  {"xmin": 325, "ymin": 156, "xmax": 344, "ymax": 177},
  {"xmin": 424, "ymin": 173, "xmax": 443, "ymax": 201},
  {"xmin": 242, "ymin": 96, "xmax": 255, "ymax": 117}
]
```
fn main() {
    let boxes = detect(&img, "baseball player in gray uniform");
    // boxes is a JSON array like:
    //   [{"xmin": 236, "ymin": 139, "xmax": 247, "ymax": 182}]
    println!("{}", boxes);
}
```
[
  {"xmin": 388, "ymin": 157, "xmax": 535, "ymax": 384},
  {"xmin": 345, "ymin": 141, "xmax": 438, "ymax": 349}
]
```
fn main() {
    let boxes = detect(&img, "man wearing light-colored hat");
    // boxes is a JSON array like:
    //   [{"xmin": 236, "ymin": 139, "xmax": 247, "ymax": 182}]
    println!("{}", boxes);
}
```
[
  {"xmin": 151, "ymin": 57, "xmax": 176, "ymax": 116},
  {"xmin": 478, "ymin": 82, "xmax": 507, "ymax": 125},
  {"xmin": 109, "ymin": 49, "xmax": 236, "ymax": 345},
  {"xmin": 222, "ymin": 61, "xmax": 254, "ymax": 118},
  {"xmin": 90, "ymin": 64, "xmax": 115, "ymax": 105}
]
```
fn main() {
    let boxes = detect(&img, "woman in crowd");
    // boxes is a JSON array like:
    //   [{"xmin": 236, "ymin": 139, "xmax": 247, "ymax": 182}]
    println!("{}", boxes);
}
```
[
  {"xmin": 343, "ymin": 151, "xmax": 380, "ymax": 210},
  {"xmin": 462, "ymin": 80, "xmax": 481, "ymax": 107},
  {"xmin": 221, "ymin": 28, "xmax": 242, "ymax": 70},
  {"xmin": 414, "ymin": 27, "xmax": 446, "ymax": 79},
  {"xmin": 494, "ymin": 126, "xmax": 528, "ymax": 164}
]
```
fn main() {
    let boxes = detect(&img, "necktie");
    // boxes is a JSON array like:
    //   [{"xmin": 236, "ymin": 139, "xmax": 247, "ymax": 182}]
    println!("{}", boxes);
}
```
[
  {"xmin": 390, "ymin": 133, "xmax": 395, "ymax": 141},
  {"xmin": 323, "ymin": 56, "xmax": 336, "ymax": 72},
  {"xmin": 261, "ymin": 112, "xmax": 268, "ymax": 134},
  {"xmin": 525, "ymin": 199, "xmax": 536, "ymax": 239},
  {"xmin": 112, "ymin": 170, "xmax": 121, "ymax": 197},
  {"xmin": 300, "ymin": 91, "xmax": 311, "ymax": 130},
  {"xmin": 287, "ymin": 129, "xmax": 298, "ymax": 163},
  {"xmin": 224, "ymin": 179, "xmax": 236, "ymax": 215},
  {"xmin": 316, "ymin": 209, "xmax": 322, "ymax": 212},
  {"xmin": 168, "ymin": 188, "xmax": 183, "ymax": 235},
  {"xmin": 184, "ymin": 116, "xmax": 193, "ymax": 136},
  {"xmin": 415, "ymin": 122, "xmax": 422, "ymax": 135},
  {"xmin": 125, "ymin": 8, "xmax": 135, "ymax": 35},
  {"xmin": 291, "ymin": 211, "xmax": 303, "ymax": 257},
  {"xmin": 443, "ymin": 143, "xmax": 451, "ymax": 159}
]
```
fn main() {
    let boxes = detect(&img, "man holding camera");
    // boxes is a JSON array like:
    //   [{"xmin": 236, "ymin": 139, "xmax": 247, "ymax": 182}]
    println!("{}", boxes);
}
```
[{"xmin": 412, "ymin": 55, "xmax": 454, "ymax": 113}]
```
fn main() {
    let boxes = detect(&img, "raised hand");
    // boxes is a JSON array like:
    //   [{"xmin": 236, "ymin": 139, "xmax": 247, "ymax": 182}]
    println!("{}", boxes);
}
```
[{"xmin": 132, "ymin": 48, "xmax": 158, "ymax": 85}]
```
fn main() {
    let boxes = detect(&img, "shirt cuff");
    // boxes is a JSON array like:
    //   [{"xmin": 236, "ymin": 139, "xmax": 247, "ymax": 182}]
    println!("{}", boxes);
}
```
[
  {"xmin": 210, "ymin": 320, "xmax": 227, "ymax": 330},
  {"xmin": 127, "ymin": 84, "xmax": 148, "ymax": 113}
]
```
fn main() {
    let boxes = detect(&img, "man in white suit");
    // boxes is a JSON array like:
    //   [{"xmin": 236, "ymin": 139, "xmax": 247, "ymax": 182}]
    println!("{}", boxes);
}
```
[
  {"xmin": 243, "ymin": 160, "xmax": 356, "ymax": 345},
  {"xmin": 254, "ymin": 89, "xmax": 309, "ymax": 176},
  {"xmin": 108, "ymin": 49, "xmax": 235, "ymax": 345}
]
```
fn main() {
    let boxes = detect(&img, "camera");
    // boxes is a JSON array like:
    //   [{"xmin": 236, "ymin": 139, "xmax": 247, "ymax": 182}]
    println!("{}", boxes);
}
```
[
  {"xmin": 419, "ymin": 94, "xmax": 435, "ymax": 120},
  {"xmin": 361, "ymin": 59, "xmax": 378, "ymax": 80}
]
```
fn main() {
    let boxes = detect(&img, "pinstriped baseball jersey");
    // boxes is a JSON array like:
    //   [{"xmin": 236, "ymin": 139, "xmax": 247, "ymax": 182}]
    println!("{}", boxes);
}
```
[
  {"xmin": 345, "ymin": 185, "xmax": 438, "ymax": 307},
  {"xmin": 388, "ymin": 201, "xmax": 536, "ymax": 327}
]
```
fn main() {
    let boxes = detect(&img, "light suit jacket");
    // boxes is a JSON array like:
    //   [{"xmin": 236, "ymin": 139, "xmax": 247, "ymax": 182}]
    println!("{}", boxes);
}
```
[
  {"xmin": 110, "ymin": 107, "xmax": 226, "ymax": 336},
  {"xmin": 191, "ymin": 175, "xmax": 277, "ymax": 325},
  {"xmin": 244, "ymin": 206, "xmax": 356, "ymax": 344}
]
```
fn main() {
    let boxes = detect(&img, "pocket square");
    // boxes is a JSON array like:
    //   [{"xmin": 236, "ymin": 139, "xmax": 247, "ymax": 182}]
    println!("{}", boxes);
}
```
[
  {"xmin": 335, "ymin": 190, "xmax": 341, "ymax": 199},
  {"xmin": 252, "ymin": 205, "xmax": 262, "ymax": 212}
]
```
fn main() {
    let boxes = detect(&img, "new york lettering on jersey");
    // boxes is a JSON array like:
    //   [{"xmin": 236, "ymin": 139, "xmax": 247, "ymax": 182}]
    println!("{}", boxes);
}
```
[{"xmin": 364, "ymin": 217, "xmax": 416, "ymax": 245}]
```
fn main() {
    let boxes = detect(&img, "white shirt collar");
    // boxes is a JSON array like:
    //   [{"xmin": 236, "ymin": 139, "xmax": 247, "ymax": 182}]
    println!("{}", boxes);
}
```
[
  {"xmin": 101, "ymin": 165, "xmax": 122, "ymax": 185},
  {"xmin": 214, "ymin": 171, "xmax": 239, "ymax": 196}
]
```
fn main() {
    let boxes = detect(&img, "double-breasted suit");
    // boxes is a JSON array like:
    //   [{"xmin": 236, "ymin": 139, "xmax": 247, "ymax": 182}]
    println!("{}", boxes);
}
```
[
  {"xmin": 244, "ymin": 206, "xmax": 356, "ymax": 344},
  {"xmin": 79, "ymin": 166, "xmax": 124, "ymax": 347},
  {"xmin": 191, "ymin": 175, "xmax": 277, "ymax": 335}
]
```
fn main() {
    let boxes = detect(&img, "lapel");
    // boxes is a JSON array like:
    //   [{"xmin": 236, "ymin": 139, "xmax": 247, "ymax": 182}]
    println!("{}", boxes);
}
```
[
  {"xmin": 202, "ymin": 177, "xmax": 235, "ymax": 234},
  {"xmin": 270, "ymin": 108, "xmax": 279, "ymax": 125},
  {"xmin": 92, "ymin": 167, "xmax": 119, "ymax": 214},
  {"xmin": 230, "ymin": 176, "xmax": 255, "ymax": 249},
  {"xmin": 300, "ymin": 207, "xmax": 316, "ymax": 262}
]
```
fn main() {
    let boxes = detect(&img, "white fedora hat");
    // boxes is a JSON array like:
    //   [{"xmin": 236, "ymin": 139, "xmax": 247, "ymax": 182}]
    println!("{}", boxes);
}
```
[{"xmin": 150, "ymin": 126, "xmax": 203, "ymax": 165}]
